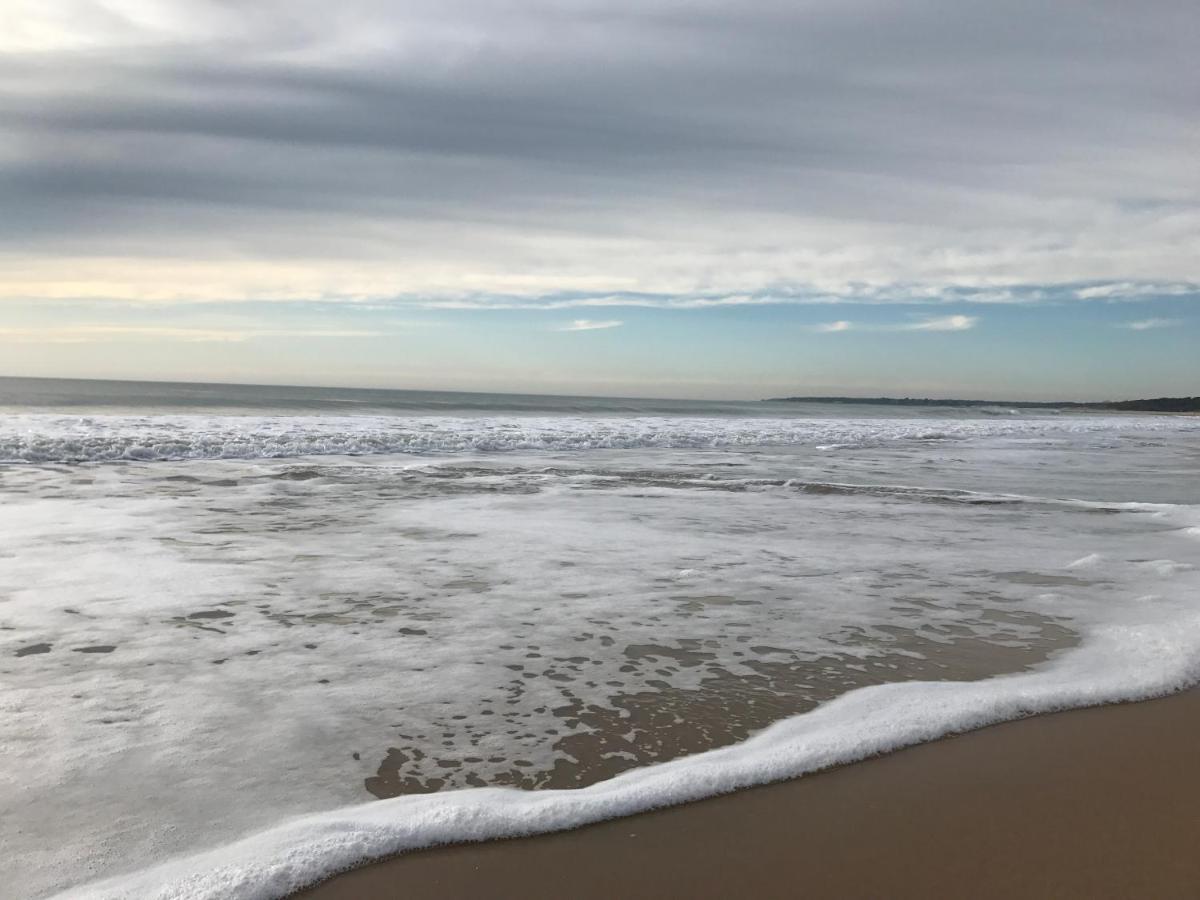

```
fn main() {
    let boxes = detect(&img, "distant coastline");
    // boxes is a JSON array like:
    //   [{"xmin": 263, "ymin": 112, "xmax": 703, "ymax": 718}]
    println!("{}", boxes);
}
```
[{"xmin": 767, "ymin": 396, "xmax": 1200, "ymax": 413}]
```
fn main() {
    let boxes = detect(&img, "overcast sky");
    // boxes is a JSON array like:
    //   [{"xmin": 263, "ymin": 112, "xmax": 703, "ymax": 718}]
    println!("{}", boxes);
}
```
[{"xmin": 2, "ymin": 0, "xmax": 1197, "ymax": 398}]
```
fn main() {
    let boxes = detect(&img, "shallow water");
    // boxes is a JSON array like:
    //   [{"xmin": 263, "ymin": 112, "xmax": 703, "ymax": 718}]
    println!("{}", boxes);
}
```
[{"xmin": 1, "ymin": 384, "xmax": 1198, "ymax": 898}]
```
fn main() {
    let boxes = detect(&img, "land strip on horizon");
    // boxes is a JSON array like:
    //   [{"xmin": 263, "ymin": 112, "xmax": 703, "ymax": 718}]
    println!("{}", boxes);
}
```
[{"xmin": 769, "ymin": 396, "xmax": 1200, "ymax": 413}]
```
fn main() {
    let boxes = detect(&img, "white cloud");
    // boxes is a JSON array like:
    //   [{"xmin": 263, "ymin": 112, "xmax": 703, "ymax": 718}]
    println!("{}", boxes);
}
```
[
  {"xmin": 903, "ymin": 315, "xmax": 977, "ymax": 332},
  {"xmin": 558, "ymin": 319, "xmax": 623, "ymax": 332},
  {"xmin": 812, "ymin": 315, "xmax": 977, "ymax": 334},
  {"xmin": 1075, "ymin": 283, "xmax": 1196, "ymax": 301},
  {"xmin": 1121, "ymin": 318, "xmax": 1179, "ymax": 331}
]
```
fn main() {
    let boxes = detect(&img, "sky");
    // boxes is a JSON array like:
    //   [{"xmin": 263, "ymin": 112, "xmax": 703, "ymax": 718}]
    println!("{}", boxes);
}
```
[{"xmin": 1, "ymin": 0, "xmax": 1197, "ymax": 400}]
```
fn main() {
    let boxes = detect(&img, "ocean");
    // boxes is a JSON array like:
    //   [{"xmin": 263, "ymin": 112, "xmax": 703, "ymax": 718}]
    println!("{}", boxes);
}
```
[{"xmin": 2, "ymin": 377, "xmax": 1199, "ymax": 899}]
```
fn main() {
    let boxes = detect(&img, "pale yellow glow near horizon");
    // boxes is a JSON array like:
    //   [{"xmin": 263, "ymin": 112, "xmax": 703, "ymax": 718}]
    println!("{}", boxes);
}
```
[
  {"xmin": 4, "ymin": 246, "xmax": 1198, "ymax": 306},
  {"xmin": 0, "ymin": 0, "xmax": 219, "ymax": 53},
  {"xmin": 0, "ymin": 256, "xmax": 650, "ymax": 304},
  {"xmin": 0, "ymin": 325, "xmax": 390, "ymax": 343}
]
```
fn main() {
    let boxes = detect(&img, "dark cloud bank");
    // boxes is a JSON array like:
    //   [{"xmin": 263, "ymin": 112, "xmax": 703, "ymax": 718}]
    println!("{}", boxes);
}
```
[{"xmin": 1, "ymin": 0, "xmax": 1197, "ymax": 301}]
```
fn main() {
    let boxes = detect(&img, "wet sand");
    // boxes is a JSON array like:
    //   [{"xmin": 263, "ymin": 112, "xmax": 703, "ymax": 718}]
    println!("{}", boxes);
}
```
[{"xmin": 299, "ymin": 688, "xmax": 1200, "ymax": 900}]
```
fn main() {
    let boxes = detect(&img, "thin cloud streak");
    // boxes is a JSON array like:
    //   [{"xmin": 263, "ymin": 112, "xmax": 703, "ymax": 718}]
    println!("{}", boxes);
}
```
[
  {"xmin": 1121, "ymin": 318, "xmax": 1180, "ymax": 331},
  {"xmin": 558, "ymin": 319, "xmax": 624, "ymax": 332},
  {"xmin": 904, "ymin": 315, "xmax": 977, "ymax": 332},
  {"xmin": 396, "ymin": 281, "xmax": 1199, "ymax": 311},
  {"xmin": 813, "ymin": 315, "xmax": 978, "ymax": 334},
  {"xmin": 3, "ymin": 280, "xmax": 1196, "ymax": 309}
]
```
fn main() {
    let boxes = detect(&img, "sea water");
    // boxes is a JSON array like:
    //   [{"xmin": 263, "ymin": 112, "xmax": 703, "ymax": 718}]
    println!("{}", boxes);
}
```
[{"xmin": 1, "ymin": 378, "xmax": 1198, "ymax": 899}]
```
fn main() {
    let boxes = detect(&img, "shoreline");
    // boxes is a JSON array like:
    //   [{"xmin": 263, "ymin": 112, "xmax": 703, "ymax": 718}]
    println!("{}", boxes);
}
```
[{"xmin": 298, "ymin": 688, "xmax": 1200, "ymax": 899}]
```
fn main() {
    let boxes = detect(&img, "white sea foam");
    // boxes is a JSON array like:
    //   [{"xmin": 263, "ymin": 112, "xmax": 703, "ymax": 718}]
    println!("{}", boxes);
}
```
[
  {"xmin": 2, "ymin": 411, "xmax": 1198, "ymax": 463},
  {"xmin": 3, "ymin": 416, "xmax": 1198, "ymax": 899},
  {"xmin": 64, "ymin": 603, "xmax": 1200, "ymax": 900}
]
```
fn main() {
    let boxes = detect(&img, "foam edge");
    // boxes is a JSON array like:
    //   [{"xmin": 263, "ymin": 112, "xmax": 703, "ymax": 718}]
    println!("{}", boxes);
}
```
[{"xmin": 61, "ymin": 614, "xmax": 1200, "ymax": 900}]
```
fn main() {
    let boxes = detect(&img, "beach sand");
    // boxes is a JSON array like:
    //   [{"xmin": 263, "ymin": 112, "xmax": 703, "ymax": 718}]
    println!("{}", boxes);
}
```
[{"xmin": 298, "ymin": 688, "xmax": 1200, "ymax": 899}]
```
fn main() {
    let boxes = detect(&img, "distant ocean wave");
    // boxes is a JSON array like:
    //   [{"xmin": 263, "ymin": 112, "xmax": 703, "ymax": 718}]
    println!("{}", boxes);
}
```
[{"xmin": 3, "ymin": 413, "xmax": 1198, "ymax": 464}]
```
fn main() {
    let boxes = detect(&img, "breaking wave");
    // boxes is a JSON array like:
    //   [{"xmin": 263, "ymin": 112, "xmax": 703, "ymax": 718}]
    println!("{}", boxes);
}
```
[{"xmin": 4, "ymin": 412, "xmax": 1198, "ymax": 463}]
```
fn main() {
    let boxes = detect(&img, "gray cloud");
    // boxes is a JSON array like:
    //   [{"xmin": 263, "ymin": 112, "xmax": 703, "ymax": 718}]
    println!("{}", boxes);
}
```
[{"xmin": 1, "ymin": 0, "xmax": 1197, "ymax": 301}]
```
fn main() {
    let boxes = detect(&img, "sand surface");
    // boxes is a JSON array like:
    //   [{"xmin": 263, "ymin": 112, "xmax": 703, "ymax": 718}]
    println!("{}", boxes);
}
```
[{"xmin": 299, "ymin": 688, "xmax": 1200, "ymax": 899}]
